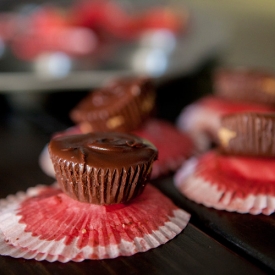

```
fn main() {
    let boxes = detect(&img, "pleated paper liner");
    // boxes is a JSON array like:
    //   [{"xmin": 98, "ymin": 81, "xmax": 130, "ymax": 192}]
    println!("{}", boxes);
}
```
[
  {"xmin": 0, "ymin": 229, "xmax": 83, "ymax": 262},
  {"xmin": 39, "ymin": 119, "xmax": 195, "ymax": 179},
  {"xmin": 174, "ymin": 150, "xmax": 275, "ymax": 215},
  {"xmin": 0, "ymin": 184, "xmax": 190, "ymax": 262},
  {"xmin": 133, "ymin": 119, "xmax": 194, "ymax": 179}
]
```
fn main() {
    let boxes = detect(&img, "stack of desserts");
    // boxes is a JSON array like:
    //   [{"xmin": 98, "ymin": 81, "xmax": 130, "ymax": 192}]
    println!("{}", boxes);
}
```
[
  {"xmin": 0, "ymin": 0, "xmax": 188, "ymax": 61},
  {"xmin": 174, "ymin": 67, "xmax": 275, "ymax": 215},
  {"xmin": 176, "ymin": 67, "xmax": 275, "ymax": 152}
]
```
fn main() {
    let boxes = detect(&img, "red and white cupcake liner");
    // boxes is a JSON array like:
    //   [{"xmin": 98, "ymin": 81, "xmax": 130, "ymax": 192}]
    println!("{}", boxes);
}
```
[
  {"xmin": 0, "ymin": 184, "xmax": 190, "ymax": 262},
  {"xmin": 176, "ymin": 96, "xmax": 275, "ymax": 152},
  {"xmin": 39, "ymin": 119, "xmax": 194, "ymax": 179},
  {"xmin": 133, "ymin": 119, "xmax": 194, "ymax": 178},
  {"xmin": 174, "ymin": 150, "xmax": 275, "ymax": 215}
]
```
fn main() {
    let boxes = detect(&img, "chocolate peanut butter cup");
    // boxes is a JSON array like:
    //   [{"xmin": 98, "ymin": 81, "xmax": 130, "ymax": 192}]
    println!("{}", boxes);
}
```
[
  {"xmin": 48, "ymin": 132, "xmax": 158, "ymax": 204},
  {"xmin": 214, "ymin": 68, "xmax": 275, "ymax": 106},
  {"xmin": 218, "ymin": 112, "xmax": 275, "ymax": 157},
  {"xmin": 70, "ymin": 77, "xmax": 156, "ymax": 133}
]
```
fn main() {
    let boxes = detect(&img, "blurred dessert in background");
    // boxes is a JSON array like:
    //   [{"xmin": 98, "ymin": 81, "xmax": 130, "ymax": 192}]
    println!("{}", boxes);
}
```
[
  {"xmin": 0, "ymin": 0, "xmax": 189, "ymax": 61},
  {"xmin": 70, "ymin": 76, "xmax": 156, "ymax": 133},
  {"xmin": 174, "ymin": 111, "xmax": 275, "ymax": 215},
  {"xmin": 214, "ymin": 67, "xmax": 275, "ymax": 106},
  {"xmin": 176, "ymin": 67, "xmax": 275, "ymax": 152},
  {"xmin": 39, "ymin": 75, "xmax": 195, "ymax": 180}
]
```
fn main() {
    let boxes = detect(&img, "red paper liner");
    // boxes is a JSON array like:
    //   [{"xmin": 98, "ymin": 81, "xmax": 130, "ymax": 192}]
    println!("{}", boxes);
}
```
[
  {"xmin": 39, "ymin": 119, "xmax": 194, "ymax": 179},
  {"xmin": 176, "ymin": 96, "xmax": 275, "ymax": 152},
  {"xmin": 174, "ymin": 151, "xmax": 275, "ymax": 215},
  {"xmin": 133, "ymin": 119, "xmax": 194, "ymax": 178},
  {"xmin": 0, "ymin": 184, "xmax": 190, "ymax": 262}
]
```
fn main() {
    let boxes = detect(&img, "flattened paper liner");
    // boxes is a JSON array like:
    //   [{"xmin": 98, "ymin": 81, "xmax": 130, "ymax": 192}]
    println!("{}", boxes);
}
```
[
  {"xmin": 133, "ymin": 119, "xmax": 194, "ymax": 179},
  {"xmin": 0, "ymin": 184, "xmax": 190, "ymax": 262},
  {"xmin": 39, "ymin": 119, "xmax": 194, "ymax": 179},
  {"xmin": 174, "ymin": 153, "xmax": 275, "ymax": 215},
  {"xmin": 0, "ymin": 229, "xmax": 83, "ymax": 262}
]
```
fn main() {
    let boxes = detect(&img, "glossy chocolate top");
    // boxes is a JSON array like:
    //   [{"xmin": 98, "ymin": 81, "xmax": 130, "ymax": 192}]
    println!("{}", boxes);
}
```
[{"xmin": 49, "ymin": 132, "xmax": 158, "ymax": 168}]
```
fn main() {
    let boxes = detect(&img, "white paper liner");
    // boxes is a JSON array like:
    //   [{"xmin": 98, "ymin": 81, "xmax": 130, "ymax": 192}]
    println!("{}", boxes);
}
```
[
  {"xmin": 174, "ymin": 157, "xmax": 275, "ymax": 215},
  {"xmin": 176, "ymin": 101, "xmax": 220, "ymax": 152},
  {"xmin": 0, "ymin": 184, "xmax": 190, "ymax": 262},
  {"xmin": 39, "ymin": 145, "xmax": 55, "ymax": 178},
  {"xmin": 0, "ymin": 229, "xmax": 80, "ymax": 262}
]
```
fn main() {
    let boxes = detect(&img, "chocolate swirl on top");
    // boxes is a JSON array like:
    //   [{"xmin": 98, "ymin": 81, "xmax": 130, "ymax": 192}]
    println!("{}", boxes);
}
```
[
  {"xmin": 87, "ymin": 137, "xmax": 145, "ymax": 152},
  {"xmin": 48, "ymin": 132, "xmax": 158, "ymax": 204},
  {"xmin": 52, "ymin": 132, "xmax": 155, "ymax": 167}
]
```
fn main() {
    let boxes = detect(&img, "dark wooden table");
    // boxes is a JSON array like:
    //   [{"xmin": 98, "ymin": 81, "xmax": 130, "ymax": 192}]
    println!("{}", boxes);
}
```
[{"xmin": 0, "ymin": 75, "xmax": 274, "ymax": 274}]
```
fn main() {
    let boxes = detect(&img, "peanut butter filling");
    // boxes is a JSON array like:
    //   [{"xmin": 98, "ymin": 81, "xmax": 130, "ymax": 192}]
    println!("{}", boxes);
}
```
[{"xmin": 218, "ymin": 127, "xmax": 237, "ymax": 148}]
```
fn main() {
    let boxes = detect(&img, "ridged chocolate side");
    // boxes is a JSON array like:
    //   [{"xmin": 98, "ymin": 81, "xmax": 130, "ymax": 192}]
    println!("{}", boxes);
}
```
[
  {"xmin": 218, "ymin": 112, "xmax": 275, "ymax": 157},
  {"xmin": 85, "ymin": 86, "xmax": 155, "ymax": 133},
  {"xmin": 214, "ymin": 68, "xmax": 275, "ymax": 106},
  {"xmin": 48, "ymin": 132, "xmax": 158, "ymax": 205},
  {"xmin": 49, "ymin": 153, "xmax": 153, "ymax": 204},
  {"xmin": 70, "ymin": 77, "xmax": 156, "ymax": 133}
]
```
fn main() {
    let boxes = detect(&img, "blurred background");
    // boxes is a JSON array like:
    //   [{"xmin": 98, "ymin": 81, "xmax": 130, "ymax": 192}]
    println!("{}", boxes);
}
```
[{"xmin": 0, "ymin": 0, "xmax": 274, "ymax": 126}]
